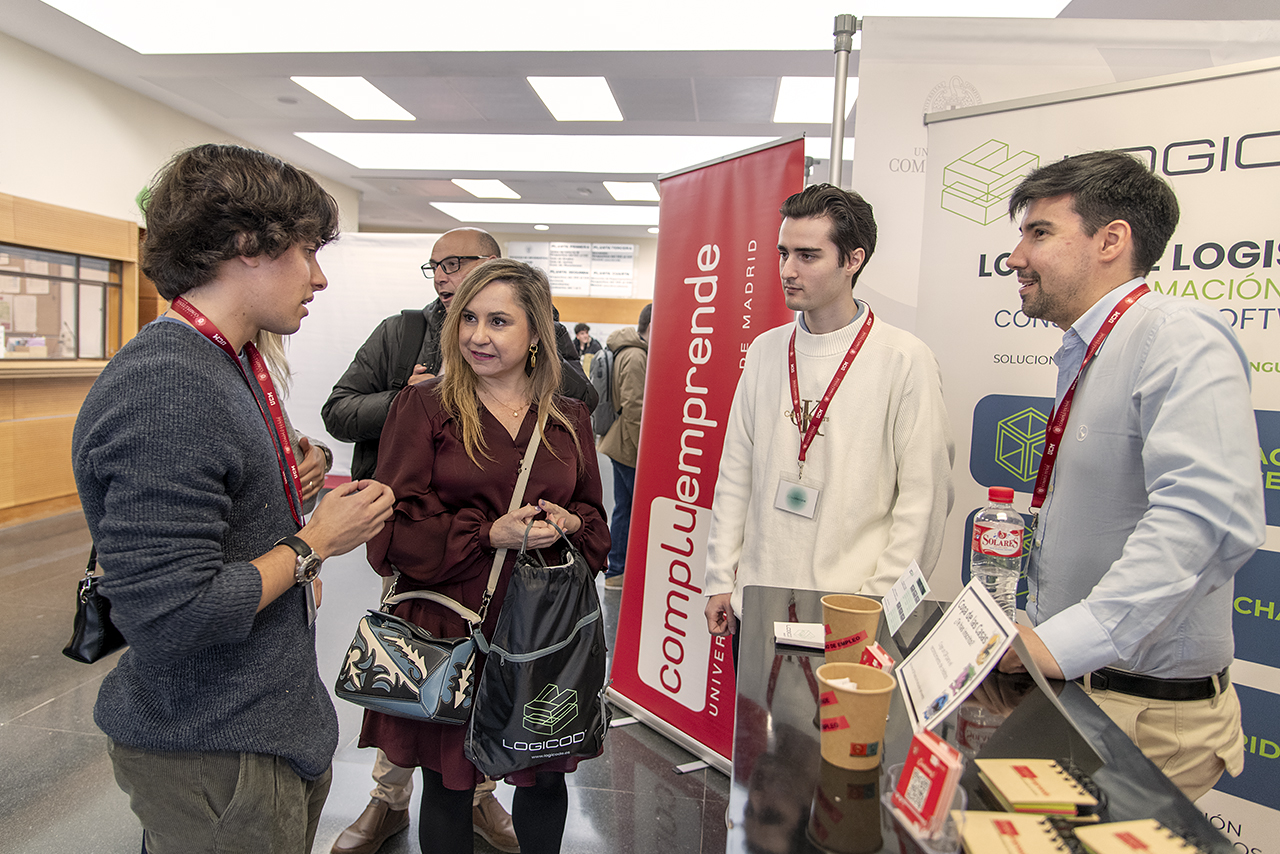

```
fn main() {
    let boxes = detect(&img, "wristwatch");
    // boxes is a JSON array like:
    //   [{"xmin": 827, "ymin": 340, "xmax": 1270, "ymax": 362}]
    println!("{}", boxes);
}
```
[{"xmin": 275, "ymin": 535, "xmax": 323, "ymax": 585}]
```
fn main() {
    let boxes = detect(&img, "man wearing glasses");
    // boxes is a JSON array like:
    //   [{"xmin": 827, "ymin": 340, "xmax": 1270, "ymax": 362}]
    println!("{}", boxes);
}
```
[
  {"xmin": 323, "ymin": 227, "xmax": 498, "ymax": 483},
  {"xmin": 323, "ymin": 227, "xmax": 520, "ymax": 854}
]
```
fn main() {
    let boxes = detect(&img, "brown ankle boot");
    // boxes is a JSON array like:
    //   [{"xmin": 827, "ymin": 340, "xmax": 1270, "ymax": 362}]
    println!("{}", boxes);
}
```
[
  {"xmin": 331, "ymin": 798, "xmax": 410, "ymax": 854},
  {"xmin": 472, "ymin": 793, "xmax": 520, "ymax": 853}
]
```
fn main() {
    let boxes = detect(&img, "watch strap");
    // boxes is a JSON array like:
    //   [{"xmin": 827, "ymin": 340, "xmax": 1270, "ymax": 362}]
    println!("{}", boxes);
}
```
[
  {"xmin": 274, "ymin": 534, "xmax": 312, "ymax": 559},
  {"xmin": 275, "ymin": 534, "xmax": 321, "ymax": 585}
]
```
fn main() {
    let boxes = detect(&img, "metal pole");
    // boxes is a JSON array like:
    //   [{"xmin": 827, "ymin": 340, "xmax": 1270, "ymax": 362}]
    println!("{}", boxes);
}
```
[{"xmin": 829, "ymin": 14, "xmax": 859, "ymax": 189}]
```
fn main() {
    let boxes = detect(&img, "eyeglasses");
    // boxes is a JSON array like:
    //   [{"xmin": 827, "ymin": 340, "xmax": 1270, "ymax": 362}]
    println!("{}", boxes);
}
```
[{"xmin": 420, "ymin": 256, "xmax": 485, "ymax": 279}]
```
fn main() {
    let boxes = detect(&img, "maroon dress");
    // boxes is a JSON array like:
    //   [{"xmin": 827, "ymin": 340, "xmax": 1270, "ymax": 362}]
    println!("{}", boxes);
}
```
[{"xmin": 360, "ymin": 379, "xmax": 610, "ymax": 790}]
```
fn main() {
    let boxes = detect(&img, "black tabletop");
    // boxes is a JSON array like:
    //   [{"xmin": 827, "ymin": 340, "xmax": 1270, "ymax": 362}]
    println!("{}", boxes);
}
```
[{"xmin": 724, "ymin": 585, "xmax": 1232, "ymax": 854}]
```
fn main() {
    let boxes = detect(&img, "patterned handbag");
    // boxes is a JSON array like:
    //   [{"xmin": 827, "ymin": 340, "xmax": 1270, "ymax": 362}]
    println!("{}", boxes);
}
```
[
  {"xmin": 335, "ymin": 587, "xmax": 486, "ymax": 724},
  {"xmin": 334, "ymin": 414, "xmax": 544, "ymax": 723}
]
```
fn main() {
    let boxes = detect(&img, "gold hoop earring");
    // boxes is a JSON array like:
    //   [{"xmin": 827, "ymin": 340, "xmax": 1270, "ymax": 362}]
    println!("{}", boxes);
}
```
[{"xmin": 528, "ymin": 342, "xmax": 538, "ymax": 370}]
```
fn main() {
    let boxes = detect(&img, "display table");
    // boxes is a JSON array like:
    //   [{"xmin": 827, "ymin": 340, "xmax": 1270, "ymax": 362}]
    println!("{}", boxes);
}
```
[{"xmin": 724, "ymin": 585, "xmax": 1232, "ymax": 853}]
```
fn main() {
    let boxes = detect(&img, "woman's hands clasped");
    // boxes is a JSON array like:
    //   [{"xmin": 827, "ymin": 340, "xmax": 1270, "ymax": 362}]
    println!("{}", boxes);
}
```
[{"xmin": 490, "ymin": 499, "xmax": 582, "ymax": 550}]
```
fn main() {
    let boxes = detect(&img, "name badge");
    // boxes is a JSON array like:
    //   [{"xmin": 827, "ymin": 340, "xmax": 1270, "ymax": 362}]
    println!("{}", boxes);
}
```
[{"xmin": 775, "ymin": 474, "xmax": 821, "ymax": 519}]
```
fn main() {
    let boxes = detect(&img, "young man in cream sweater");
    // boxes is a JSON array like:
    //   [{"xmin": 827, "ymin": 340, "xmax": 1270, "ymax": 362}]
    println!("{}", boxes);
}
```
[{"xmin": 704, "ymin": 184, "xmax": 955, "ymax": 648}]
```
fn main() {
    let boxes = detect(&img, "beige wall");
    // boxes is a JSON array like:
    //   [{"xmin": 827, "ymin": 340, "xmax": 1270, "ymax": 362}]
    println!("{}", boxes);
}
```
[{"xmin": 0, "ymin": 30, "xmax": 360, "ymax": 232}]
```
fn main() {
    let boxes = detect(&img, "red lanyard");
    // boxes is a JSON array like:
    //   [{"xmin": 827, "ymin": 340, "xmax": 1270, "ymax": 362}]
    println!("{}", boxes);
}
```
[
  {"xmin": 170, "ymin": 297, "xmax": 304, "ymax": 528},
  {"xmin": 1030, "ymin": 284, "xmax": 1149, "ymax": 520},
  {"xmin": 788, "ymin": 308, "xmax": 874, "ymax": 479}
]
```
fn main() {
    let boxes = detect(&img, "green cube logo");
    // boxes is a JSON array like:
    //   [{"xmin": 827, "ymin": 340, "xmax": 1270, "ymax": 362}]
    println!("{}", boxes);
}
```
[
  {"xmin": 524, "ymin": 685, "xmax": 578, "ymax": 735},
  {"xmin": 995, "ymin": 407, "xmax": 1048, "ymax": 481},
  {"xmin": 942, "ymin": 140, "xmax": 1039, "ymax": 225}
]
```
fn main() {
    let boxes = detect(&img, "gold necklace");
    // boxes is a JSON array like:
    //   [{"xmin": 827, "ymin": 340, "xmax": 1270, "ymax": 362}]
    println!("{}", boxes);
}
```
[{"xmin": 480, "ymin": 387, "xmax": 530, "ymax": 418}]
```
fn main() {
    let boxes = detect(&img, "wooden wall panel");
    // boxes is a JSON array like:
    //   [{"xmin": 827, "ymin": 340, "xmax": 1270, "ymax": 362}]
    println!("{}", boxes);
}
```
[
  {"xmin": 0, "ymin": 192, "xmax": 137, "ymax": 516},
  {"xmin": 13, "ymin": 376, "xmax": 95, "ymax": 419},
  {"xmin": 0, "ymin": 422, "xmax": 13, "ymax": 508},
  {"xmin": 0, "ymin": 379, "xmax": 13, "ymax": 421},
  {"xmin": 12, "ymin": 417, "xmax": 77, "ymax": 505},
  {"xmin": 138, "ymin": 266, "xmax": 163, "ymax": 327},
  {"xmin": 10, "ymin": 196, "xmax": 137, "ymax": 261},
  {"xmin": 553, "ymin": 296, "xmax": 652, "ymax": 325},
  {"xmin": 0, "ymin": 195, "xmax": 14, "ymax": 243}
]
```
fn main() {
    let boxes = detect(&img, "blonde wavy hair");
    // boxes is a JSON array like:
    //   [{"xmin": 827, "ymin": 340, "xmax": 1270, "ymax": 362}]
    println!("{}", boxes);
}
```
[
  {"xmin": 253, "ymin": 330, "xmax": 291, "ymax": 393},
  {"xmin": 437, "ymin": 259, "xmax": 581, "ymax": 467}
]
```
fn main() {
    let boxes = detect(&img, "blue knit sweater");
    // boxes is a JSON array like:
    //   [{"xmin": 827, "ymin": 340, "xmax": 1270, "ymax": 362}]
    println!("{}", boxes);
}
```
[{"xmin": 72, "ymin": 319, "xmax": 337, "ymax": 780}]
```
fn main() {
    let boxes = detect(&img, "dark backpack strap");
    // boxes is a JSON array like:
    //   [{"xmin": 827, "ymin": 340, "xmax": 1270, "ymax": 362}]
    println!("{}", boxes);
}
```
[
  {"xmin": 610, "ymin": 344, "xmax": 636, "ymax": 414},
  {"xmin": 391, "ymin": 309, "xmax": 428, "ymax": 390}
]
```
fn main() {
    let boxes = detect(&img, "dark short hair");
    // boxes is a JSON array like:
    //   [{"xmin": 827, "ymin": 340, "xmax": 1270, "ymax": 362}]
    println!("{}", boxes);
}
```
[
  {"xmin": 573, "ymin": 322, "xmax": 590, "ymax": 334},
  {"xmin": 638, "ymin": 303, "xmax": 653, "ymax": 336},
  {"xmin": 1008, "ymin": 150, "xmax": 1179, "ymax": 276},
  {"xmin": 779, "ymin": 183, "xmax": 877, "ymax": 285},
  {"xmin": 142, "ymin": 144, "xmax": 340, "ymax": 300}
]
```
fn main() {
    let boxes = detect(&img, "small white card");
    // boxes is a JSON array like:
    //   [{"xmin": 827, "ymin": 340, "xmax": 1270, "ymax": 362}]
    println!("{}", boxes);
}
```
[
  {"xmin": 774, "ymin": 621, "xmax": 824, "ymax": 649},
  {"xmin": 883, "ymin": 560, "xmax": 930, "ymax": 636}
]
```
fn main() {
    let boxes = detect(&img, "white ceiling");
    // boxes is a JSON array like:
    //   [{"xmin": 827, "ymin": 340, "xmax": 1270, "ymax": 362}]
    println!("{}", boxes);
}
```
[{"xmin": 2, "ymin": 0, "xmax": 1278, "ymax": 237}]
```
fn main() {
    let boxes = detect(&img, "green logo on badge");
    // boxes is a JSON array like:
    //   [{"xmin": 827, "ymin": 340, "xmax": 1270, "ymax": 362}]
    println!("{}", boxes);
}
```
[
  {"xmin": 786, "ymin": 487, "xmax": 808, "ymax": 510},
  {"xmin": 942, "ymin": 140, "xmax": 1039, "ymax": 225}
]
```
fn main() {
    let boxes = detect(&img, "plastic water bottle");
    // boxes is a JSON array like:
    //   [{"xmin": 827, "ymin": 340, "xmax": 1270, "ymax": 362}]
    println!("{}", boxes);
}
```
[{"xmin": 970, "ymin": 486, "xmax": 1023, "ymax": 619}]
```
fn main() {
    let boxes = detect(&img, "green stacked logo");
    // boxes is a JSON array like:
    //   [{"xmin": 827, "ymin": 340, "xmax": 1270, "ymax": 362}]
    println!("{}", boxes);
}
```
[
  {"xmin": 995, "ymin": 407, "xmax": 1048, "ymax": 481},
  {"xmin": 942, "ymin": 140, "xmax": 1039, "ymax": 225},
  {"xmin": 524, "ymin": 685, "xmax": 578, "ymax": 735}
]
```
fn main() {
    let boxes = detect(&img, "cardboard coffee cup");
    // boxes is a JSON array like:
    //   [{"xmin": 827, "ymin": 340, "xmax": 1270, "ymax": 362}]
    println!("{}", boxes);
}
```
[
  {"xmin": 815, "ymin": 662, "xmax": 896, "ymax": 770},
  {"xmin": 821, "ymin": 594, "xmax": 883, "ymax": 663}
]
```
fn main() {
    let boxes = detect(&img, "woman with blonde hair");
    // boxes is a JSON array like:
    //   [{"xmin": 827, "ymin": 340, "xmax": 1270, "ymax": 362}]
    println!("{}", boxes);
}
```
[
  {"xmin": 360, "ymin": 258, "xmax": 609, "ymax": 854},
  {"xmin": 254, "ymin": 331, "xmax": 332, "ymax": 512}
]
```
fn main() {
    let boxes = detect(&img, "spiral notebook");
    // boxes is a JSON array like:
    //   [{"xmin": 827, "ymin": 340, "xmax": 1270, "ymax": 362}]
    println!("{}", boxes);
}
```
[
  {"xmin": 1074, "ymin": 820, "xmax": 1212, "ymax": 854},
  {"xmin": 976, "ymin": 758, "xmax": 1099, "ymax": 816},
  {"xmin": 955, "ymin": 811, "xmax": 1086, "ymax": 854}
]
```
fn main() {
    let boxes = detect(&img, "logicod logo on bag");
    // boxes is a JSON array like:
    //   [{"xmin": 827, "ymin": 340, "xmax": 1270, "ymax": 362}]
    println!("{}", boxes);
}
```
[
  {"xmin": 942, "ymin": 140, "xmax": 1039, "ymax": 226},
  {"xmin": 970, "ymin": 394, "xmax": 1053, "ymax": 489},
  {"xmin": 523, "ymin": 684, "xmax": 578, "ymax": 736}
]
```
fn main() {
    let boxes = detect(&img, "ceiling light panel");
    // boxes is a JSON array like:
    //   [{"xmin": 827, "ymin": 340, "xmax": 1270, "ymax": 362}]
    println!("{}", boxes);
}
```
[
  {"xmin": 296, "ymin": 133, "xmax": 778, "ymax": 173},
  {"xmin": 452, "ymin": 179, "xmax": 521, "ymax": 199},
  {"xmin": 774, "ymin": 77, "xmax": 858, "ymax": 124},
  {"xmin": 604, "ymin": 182, "xmax": 660, "ymax": 202},
  {"xmin": 291, "ymin": 77, "xmax": 414, "ymax": 121},
  {"xmin": 431, "ymin": 203, "xmax": 659, "ymax": 226},
  {"xmin": 41, "ymin": 0, "xmax": 1073, "ymax": 54},
  {"xmin": 527, "ymin": 77, "xmax": 623, "ymax": 122}
]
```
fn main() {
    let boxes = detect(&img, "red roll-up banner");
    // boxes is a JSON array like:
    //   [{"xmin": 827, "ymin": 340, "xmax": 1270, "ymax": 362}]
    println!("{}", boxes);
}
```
[{"xmin": 607, "ymin": 137, "xmax": 804, "ymax": 767}]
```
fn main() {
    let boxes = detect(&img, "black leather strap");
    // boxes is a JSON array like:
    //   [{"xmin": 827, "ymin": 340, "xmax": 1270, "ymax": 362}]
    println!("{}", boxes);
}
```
[
  {"xmin": 1075, "ymin": 666, "xmax": 1229, "ymax": 702},
  {"xmin": 274, "ymin": 534, "xmax": 312, "ymax": 558}
]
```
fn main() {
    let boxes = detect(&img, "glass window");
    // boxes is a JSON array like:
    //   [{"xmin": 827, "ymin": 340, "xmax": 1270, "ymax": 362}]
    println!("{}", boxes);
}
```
[{"xmin": 0, "ymin": 243, "xmax": 123, "ymax": 360}]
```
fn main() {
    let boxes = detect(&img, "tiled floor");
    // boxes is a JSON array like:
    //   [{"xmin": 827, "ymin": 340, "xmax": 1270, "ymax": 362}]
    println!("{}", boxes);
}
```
[{"xmin": 0, "ymin": 498, "xmax": 729, "ymax": 854}]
